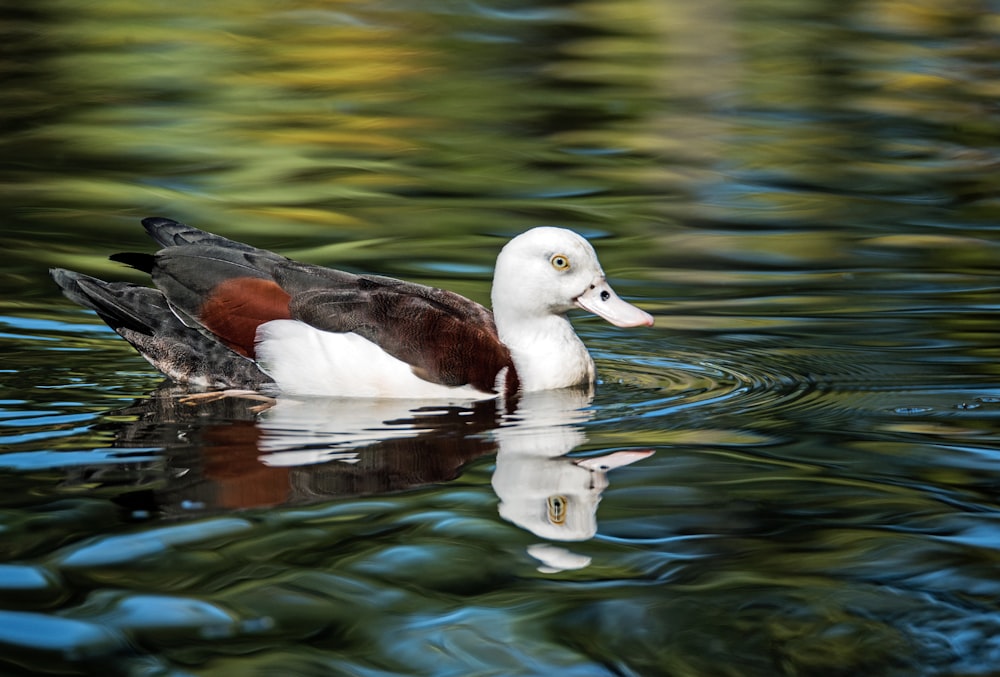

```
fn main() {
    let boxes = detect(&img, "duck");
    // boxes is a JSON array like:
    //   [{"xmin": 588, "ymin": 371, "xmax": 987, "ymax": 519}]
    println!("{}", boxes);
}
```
[{"xmin": 51, "ymin": 217, "xmax": 653, "ymax": 399}]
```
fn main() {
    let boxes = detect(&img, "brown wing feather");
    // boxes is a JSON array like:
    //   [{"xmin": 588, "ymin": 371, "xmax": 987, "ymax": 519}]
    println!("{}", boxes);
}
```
[
  {"xmin": 199, "ymin": 277, "xmax": 292, "ymax": 357},
  {"xmin": 289, "ymin": 281, "xmax": 515, "ymax": 393}
]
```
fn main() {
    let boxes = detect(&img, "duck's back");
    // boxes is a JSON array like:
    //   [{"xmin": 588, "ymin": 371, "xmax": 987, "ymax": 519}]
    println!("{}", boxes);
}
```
[{"xmin": 112, "ymin": 218, "xmax": 518, "ymax": 397}]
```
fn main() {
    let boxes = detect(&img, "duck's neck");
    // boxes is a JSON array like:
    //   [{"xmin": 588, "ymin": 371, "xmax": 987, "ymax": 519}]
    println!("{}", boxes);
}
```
[{"xmin": 495, "ymin": 311, "xmax": 595, "ymax": 392}]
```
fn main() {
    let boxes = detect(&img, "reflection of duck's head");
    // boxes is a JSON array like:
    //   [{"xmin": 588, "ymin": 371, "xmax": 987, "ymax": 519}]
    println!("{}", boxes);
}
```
[
  {"xmin": 491, "ymin": 388, "xmax": 652, "ymax": 542},
  {"xmin": 493, "ymin": 449, "xmax": 653, "ymax": 541},
  {"xmin": 493, "ymin": 452, "xmax": 607, "ymax": 541}
]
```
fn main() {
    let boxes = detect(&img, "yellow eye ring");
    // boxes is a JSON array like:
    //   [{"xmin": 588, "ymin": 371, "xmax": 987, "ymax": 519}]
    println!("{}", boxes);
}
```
[
  {"xmin": 547, "ymin": 495, "xmax": 568, "ymax": 525},
  {"xmin": 550, "ymin": 254, "xmax": 570, "ymax": 270}
]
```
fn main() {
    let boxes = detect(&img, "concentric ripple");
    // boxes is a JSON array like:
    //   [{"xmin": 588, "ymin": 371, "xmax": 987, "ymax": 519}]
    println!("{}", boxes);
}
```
[{"xmin": 594, "ymin": 336, "xmax": 1000, "ymax": 435}]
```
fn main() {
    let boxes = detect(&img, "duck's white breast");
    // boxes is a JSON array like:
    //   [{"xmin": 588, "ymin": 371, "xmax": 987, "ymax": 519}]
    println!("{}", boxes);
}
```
[{"xmin": 255, "ymin": 319, "xmax": 495, "ymax": 400}]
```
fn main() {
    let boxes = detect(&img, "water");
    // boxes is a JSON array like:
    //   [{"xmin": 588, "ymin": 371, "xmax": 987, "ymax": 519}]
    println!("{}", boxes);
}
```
[{"xmin": 3, "ymin": 0, "xmax": 1000, "ymax": 674}]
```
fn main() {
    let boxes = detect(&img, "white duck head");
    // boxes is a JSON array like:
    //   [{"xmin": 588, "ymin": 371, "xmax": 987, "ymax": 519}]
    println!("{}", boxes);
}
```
[{"xmin": 490, "ymin": 227, "xmax": 653, "ymax": 392}]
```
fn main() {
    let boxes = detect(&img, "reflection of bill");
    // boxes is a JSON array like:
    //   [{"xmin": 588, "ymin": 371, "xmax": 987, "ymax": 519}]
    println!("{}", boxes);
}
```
[
  {"xmin": 494, "ymin": 447, "xmax": 653, "ymax": 542},
  {"xmin": 490, "ymin": 389, "xmax": 653, "ymax": 571}
]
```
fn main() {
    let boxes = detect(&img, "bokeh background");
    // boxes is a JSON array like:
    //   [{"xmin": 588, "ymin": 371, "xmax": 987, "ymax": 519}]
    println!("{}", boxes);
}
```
[{"xmin": 3, "ymin": 1, "xmax": 1000, "ymax": 675}]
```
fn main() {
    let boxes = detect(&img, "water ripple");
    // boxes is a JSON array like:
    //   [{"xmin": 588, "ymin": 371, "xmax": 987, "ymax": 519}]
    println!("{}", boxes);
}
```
[{"xmin": 599, "ymin": 336, "xmax": 999, "ymax": 436}]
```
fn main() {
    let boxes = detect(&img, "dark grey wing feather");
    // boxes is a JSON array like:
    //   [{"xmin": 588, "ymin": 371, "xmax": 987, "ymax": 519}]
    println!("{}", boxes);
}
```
[
  {"xmin": 141, "ymin": 216, "xmax": 262, "ymax": 251},
  {"xmin": 51, "ymin": 268, "xmax": 272, "ymax": 390}
]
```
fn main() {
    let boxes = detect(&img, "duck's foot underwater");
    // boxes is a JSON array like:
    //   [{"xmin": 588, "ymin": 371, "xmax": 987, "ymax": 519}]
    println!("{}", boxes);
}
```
[{"xmin": 176, "ymin": 389, "xmax": 277, "ymax": 412}]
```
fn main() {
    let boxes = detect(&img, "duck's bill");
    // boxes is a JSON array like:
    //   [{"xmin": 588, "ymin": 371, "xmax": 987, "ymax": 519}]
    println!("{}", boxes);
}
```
[
  {"xmin": 575, "ymin": 279, "xmax": 654, "ymax": 328},
  {"xmin": 574, "ymin": 449, "xmax": 655, "ymax": 471}
]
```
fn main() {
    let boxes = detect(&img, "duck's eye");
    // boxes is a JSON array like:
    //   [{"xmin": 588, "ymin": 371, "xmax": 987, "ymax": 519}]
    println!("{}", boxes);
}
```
[
  {"xmin": 550, "ymin": 254, "xmax": 570, "ymax": 270},
  {"xmin": 547, "ymin": 495, "xmax": 568, "ymax": 525}
]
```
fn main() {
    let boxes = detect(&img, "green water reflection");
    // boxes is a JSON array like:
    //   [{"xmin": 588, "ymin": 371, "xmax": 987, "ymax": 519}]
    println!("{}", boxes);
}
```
[{"xmin": 2, "ymin": 0, "xmax": 1000, "ymax": 675}]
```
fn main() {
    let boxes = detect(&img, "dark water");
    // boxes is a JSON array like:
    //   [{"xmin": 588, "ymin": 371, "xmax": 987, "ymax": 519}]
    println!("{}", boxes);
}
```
[{"xmin": 3, "ymin": 0, "xmax": 1000, "ymax": 675}]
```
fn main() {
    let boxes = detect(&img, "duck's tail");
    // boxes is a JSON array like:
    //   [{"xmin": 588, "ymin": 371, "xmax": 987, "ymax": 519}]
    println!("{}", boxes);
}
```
[{"xmin": 51, "ymin": 268, "xmax": 272, "ymax": 390}]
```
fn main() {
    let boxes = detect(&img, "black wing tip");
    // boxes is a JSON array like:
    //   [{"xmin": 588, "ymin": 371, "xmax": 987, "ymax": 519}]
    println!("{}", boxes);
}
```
[{"xmin": 110, "ymin": 251, "xmax": 156, "ymax": 273}]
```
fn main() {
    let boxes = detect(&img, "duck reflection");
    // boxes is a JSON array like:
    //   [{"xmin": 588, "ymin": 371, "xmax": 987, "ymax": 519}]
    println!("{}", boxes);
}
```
[
  {"xmin": 491, "ymin": 388, "xmax": 653, "ymax": 571},
  {"xmin": 103, "ymin": 387, "xmax": 500, "ymax": 514},
  {"xmin": 90, "ymin": 385, "xmax": 651, "ymax": 562}
]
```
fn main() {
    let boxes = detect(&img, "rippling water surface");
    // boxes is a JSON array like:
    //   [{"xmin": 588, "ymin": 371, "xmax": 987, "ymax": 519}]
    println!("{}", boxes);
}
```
[{"xmin": 3, "ymin": 0, "xmax": 1000, "ymax": 675}]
